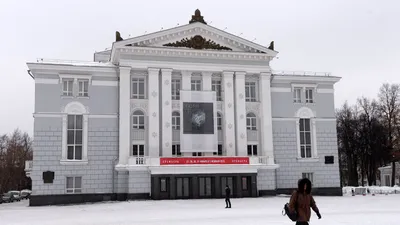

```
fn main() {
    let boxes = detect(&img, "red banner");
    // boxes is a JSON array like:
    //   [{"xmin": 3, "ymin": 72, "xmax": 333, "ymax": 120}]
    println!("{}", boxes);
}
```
[{"xmin": 160, "ymin": 157, "xmax": 249, "ymax": 165}]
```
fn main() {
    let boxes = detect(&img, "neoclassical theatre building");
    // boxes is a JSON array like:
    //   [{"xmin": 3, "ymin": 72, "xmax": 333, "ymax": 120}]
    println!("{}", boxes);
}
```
[{"xmin": 26, "ymin": 10, "xmax": 341, "ymax": 206}]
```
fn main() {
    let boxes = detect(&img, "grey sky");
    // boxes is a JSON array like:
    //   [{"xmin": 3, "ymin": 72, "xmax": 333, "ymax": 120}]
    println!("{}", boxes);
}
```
[{"xmin": 0, "ymin": 0, "xmax": 399, "ymax": 135}]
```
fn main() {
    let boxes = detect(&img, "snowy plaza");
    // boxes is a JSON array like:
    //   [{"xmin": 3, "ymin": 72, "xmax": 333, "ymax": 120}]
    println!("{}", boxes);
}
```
[{"xmin": 1, "ymin": 194, "xmax": 399, "ymax": 225}]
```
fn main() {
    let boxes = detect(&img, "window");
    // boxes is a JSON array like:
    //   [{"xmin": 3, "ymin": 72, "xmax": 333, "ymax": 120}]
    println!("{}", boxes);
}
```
[
  {"xmin": 172, "ymin": 144, "xmax": 181, "ymax": 156},
  {"xmin": 78, "ymin": 79, "xmax": 89, "ymax": 97},
  {"xmin": 217, "ymin": 113, "xmax": 222, "ymax": 130},
  {"xmin": 191, "ymin": 79, "xmax": 201, "ymax": 91},
  {"xmin": 132, "ymin": 110, "xmax": 145, "ymax": 129},
  {"xmin": 67, "ymin": 115, "xmax": 83, "ymax": 160},
  {"xmin": 62, "ymin": 79, "xmax": 73, "ymax": 96},
  {"xmin": 160, "ymin": 178, "xmax": 168, "ymax": 192},
  {"xmin": 385, "ymin": 175, "xmax": 391, "ymax": 186},
  {"xmin": 213, "ymin": 144, "xmax": 223, "ymax": 156},
  {"xmin": 302, "ymin": 173, "xmax": 314, "ymax": 183},
  {"xmin": 299, "ymin": 118, "xmax": 312, "ymax": 158},
  {"xmin": 212, "ymin": 80, "xmax": 222, "ymax": 101},
  {"xmin": 66, "ymin": 177, "xmax": 82, "ymax": 194},
  {"xmin": 172, "ymin": 112, "xmax": 180, "ymax": 130},
  {"xmin": 246, "ymin": 113, "xmax": 257, "ymax": 130},
  {"xmin": 293, "ymin": 88, "xmax": 301, "ymax": 103},
  {"xmin": 132, "ymin": 144, "xmax": 145, "ymax": 156},
  {"xmin": 245, "ymin": 82, "xmax": 257, "ymax": 102},
  {"xmin": 305, "ymin": 88, "xmax": 314, "ymax": 103},
  {"xmin": 192, "ymin": 152, "xmax": 203, "ymax": 156},
  {"xmin": 247, "ymin": 145, "xmax": 258, "ymax": 156},
  {"xmin": 241, "ymin": 177, "xmax": 248, "ymax": 191},
  {"xmin": 171, "ymin": 79, "xmax": 181, "ymax": 100},
  {"xmin": 131, "ymin": 77, "xmax": 145, "ymax": 99}
]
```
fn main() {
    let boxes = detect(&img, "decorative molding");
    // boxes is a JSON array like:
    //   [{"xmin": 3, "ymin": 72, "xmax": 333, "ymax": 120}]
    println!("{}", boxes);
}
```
[
  {"xmin": 245, "ymin": 103, "xmax": 261, "ymax": 115},
  {"xmin": 165, "ymin": 122, "xmax": 171, "ymax": 128},
  {"xmin": 172, "ymin": 101, "xmax": 180, "ymax": 110},
  {"xmin": 152, "ymin": 132, "xmax": 158, "ymax": 138},
  {"xmin": 164, "ymin": 79, "xmax": 170, "ymax": 85},
  {"xmin": 240, "ymin": 133, "xmax": 245, "ymax": 139},
  {"xmin": 240, "ymin": 114, "xmax": 244, "ymax": 120},
  {"xmin": 165, "ymin": 142, "xmax": 170, "ymax": 147},
  {"xmin": 35, "ymin": 78, "xmax": 59, "ymax": 84},
  {"xmin": 217, "ymin": 102, "xmax": 223, "ymax": 111},
  {"xmin": 163, "ymin": 35, "xmax": 232, "ymax": 51},
  {"xmin": 62, "ymin": 101, "xmax": 88, "ymax": 114},
  {"xmin": 227, "ymin": 82, "xmax": 232, "ymax": 88},
  {"xmin": 189, "ymin": 9, "xmax": 207, "ymax": 24},
  {"xmin": 151, "ymin": 91, "xmax": 158, "ymax": 98},
  {"xmin": 272, "ymin": 117, "xmax": 336, "ymax": 122},
  {"xmin": 59, "ymin": 74, "xmax": 92, "ymax": 84},
  {"xmin": 229, "ymin": 143, "xmax": 233, "ymax": 148},
  {"xmin": 130, "ymin": 101, "xmax": 148, "ymax": 114},
  {"xmin": 88, "ymin": 114, "xmax": 118, "ymax": 119},
  {"xmin": 228, "ymin": 103, "xmax": 232, "ymax": 108},
  {"xmin": 239, "ymin": 93, "xmax": 244, "ymax": 99},
  {"xmin": 317, "ymin": 88, "xmax": 334, "ymax": 93},
  {"xmin": 228, "ymin": 123, "xmax": 233, "ymax": 129},
  {"xmin": 92, "ymin": 80, "xmax": 118, "ymax": 86},
  {"xmin": 271, "ymin": 87, "xmax": 291, "ymax": 93},
  {"xmin": 295, "ymin": 106, "xmax": 315, "ymax": 118},
  {"xmin": 60, "ymin": 160, "xmax": 89, "ymax": 165},
  {"xmin": 152, "ymin": 112, "xmax": 157, "ymax": 117},
  {"xmin": 165, "ymin": 101, "xmax": 170, "ymax": 106}
]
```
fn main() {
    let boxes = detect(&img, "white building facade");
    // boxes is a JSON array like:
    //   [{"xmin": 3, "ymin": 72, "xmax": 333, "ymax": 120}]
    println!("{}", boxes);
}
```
[{"xmin": 26, "ymin": 10, "xmax": 342, "ymax": 206}]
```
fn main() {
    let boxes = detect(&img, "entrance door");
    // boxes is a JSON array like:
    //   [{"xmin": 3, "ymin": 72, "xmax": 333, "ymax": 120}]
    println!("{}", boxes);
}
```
[
  {"xmin": 221, "ymin": 176, "xmax": 234, "ymax": 197},
  {"xmin": 199, "ymin": 177, "xmax": 213, "ymax": 198},
  {"xmin": 241, "ymin": 176, "xmax": 251, "ymax": 197},
  {"xmin": 176, "ymin": 177, "xmax": 191, "ymax": 199}
]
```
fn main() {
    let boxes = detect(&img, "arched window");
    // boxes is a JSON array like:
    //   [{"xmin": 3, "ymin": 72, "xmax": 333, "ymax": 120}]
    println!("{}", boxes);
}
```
[
  {"xmin": 246, "ymin": 113, "xmax": 257, "ymax": 130},
  {"xmin": 172, "ymin": 111, "xmax": 180, "ymax": 130},
  {"xmin": 217, "ymin": 112, "xmax": 222, "ymax": 130},
  {"xmin": 132, "ymin": 110, "xmax": 145, "ymax": 129}
]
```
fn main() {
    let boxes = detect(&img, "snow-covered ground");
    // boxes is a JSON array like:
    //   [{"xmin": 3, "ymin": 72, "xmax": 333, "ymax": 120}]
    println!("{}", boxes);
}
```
[{"xmin": 1, "ymin": 194, "xmax": 400, "ymax": 225}]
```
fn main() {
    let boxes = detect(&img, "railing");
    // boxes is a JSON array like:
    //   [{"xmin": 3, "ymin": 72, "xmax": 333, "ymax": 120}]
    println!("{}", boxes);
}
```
[
  {"xmin": 272, "ymin": 70, "xmax": 331, "ymax": 76},
  {"xmin": 247, "ymin": 130, "xmax": 258, "ymax": 142}
]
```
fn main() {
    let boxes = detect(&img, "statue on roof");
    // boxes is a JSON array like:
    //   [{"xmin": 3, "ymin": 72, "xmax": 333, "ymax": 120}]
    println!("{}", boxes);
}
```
[
  {"xmin": 189, "ymin": 9, "xmax": 207, "ymax": 24},
  {"xmin": 116, "ymin": 31, "xmax": 123, "ymax": 42},
  {"xmin": 268, "ymin": 41, "xmax": 274, "ymax": 51}
]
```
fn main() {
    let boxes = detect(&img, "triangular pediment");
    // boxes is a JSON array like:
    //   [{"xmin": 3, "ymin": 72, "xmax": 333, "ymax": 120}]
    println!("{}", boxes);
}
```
[{"xmin": 113, "ymin": 22, "xmax": 276, "ymax": 55}]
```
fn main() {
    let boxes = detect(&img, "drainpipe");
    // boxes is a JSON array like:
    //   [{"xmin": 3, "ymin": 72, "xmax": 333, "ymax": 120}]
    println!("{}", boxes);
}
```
[{"xmin": 112, "ymin": 157, "xmax": 118, "ymax": 195}]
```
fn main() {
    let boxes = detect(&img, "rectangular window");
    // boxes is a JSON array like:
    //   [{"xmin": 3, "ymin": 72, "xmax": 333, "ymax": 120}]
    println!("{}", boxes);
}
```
[
  {"xmin": 241, "ymin": 177, "xmax": 248, "ymax": 191},
  {"xmin": 171, "ymin": 79, "xmax": 181, "ymax": 100},
  {"xmin": 245, "ymin": 82, "xmax": 257, "ymax": 102},
  {"xmin": 132, "ymin": 144, "xmax": 145, "ymax": 156},
  {"xmin": 217, "ymin": 114, "xmax": 222, "ymax": 130},
  {"xmin": 160, "ymin": 178, "xmax": 167, "ymax": 192},
  {"xmin": 172, "ymin": 144, "xmax": 181, "ymax": 156},
  {"xmin": 192, "ymin": 152, "xmax": 202, "ymax": 157},
  {"xmin": 247, "ymin": 145, "xmax": 258, "ymax": 156},
  {"xmin": 302, "ymin": 173, "xmax": 314, "ymax": 183},
  {"xmin": 172, "ymin": 113, "xmax": 180, "ymax": 130},
  {"xmin": 299, "ymin": 118, "xmax": 312, "ymax": 158},
  {"xmin": 78, "ymin": 79, "xmax": 89, "ymax": 97},
  {"xmin": 385, "ymin": 175, "xmax": 391, "ymax": 186},
  {"xmin": 305, "ymin": 88, "xmax": 314, "ymax": 103},
  {"xmin": 191, "ymin": 79, "xmax": 201, "ymax": 91},
  {"xmin": 246, "ymin": 117, "xmax": 257, "ymax": 130},
  {"xmin": 131, "ymin": 77, "xmax": 146, "ymax": 99},
  {"xmin": 67, "ymin": 115, "xmax": 83, "ymax": 160},
  {"xmin": 62, "ymin": 79, "xmax": 73, "ymax": 96},
  {"xmin": 66, "ymin": 176, "xmax": 82, "ymax": 194},
  {"xmin": 212, "ymin": 80, "xmax": 222, "ymax": 101},
  {"xmin": 293, "ymin": 88, "xmax": 301, "ymax": 103}
]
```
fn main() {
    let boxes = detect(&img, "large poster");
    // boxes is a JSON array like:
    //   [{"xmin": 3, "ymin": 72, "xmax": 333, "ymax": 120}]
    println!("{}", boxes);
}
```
[
  {"xmin": 180, "ymin": 90, "xmax": 217, "ymax": 153},
  {"xmin": 183, "ymin": 102, "xmax": 214, "ymax": 134}
]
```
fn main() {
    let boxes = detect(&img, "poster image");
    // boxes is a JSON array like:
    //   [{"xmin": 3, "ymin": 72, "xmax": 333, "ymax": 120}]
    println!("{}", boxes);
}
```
[{"xmin": 183, "ymin": 102, "xmax": 214, "ymax": 134}]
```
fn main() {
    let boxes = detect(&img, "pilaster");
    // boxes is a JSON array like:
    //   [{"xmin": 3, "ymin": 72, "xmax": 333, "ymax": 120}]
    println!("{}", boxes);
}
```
[
  {"xmin": 118, "ymin": 67, "xmax": 131, "ymax": 165},
  {"xmin": 222, "ymin": 71, "xmax": 236, "ymax": 156},
  {"xmin": 181, "ymin": 71, "xmax": 191, "ymax": 90},
  {"xmin": 148, "ymin": 68, "xmax": 160, "ymax": 157},
  {"xmin": 259, "ymin": 72, "xmax": 275, "ymax": 164},
  {"xmin": 202, "ymin": 72, "xmax": 212, "ymax": 91},
  {"xmin": 234, "ymin": 72, "xmax": 247, "ymax": 156},
  {"xmin": 161, "ymin": 69, "xmax": 173, "ymax": 157}
]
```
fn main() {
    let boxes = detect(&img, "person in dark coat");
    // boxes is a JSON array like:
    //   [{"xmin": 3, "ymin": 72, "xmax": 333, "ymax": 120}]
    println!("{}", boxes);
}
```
[
  {"xmin": 288, "ymin": 178, "xmax": 321, "ymax": 225},
  {"xmin": 225, "ymin": 185, "xmax": 231, "ymax": 208}
]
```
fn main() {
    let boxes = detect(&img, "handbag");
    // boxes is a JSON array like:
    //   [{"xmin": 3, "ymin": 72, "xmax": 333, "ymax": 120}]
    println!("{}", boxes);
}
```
[{"xmin": 282, "ymin": 192, "xmax": 299, "ymax": 221}]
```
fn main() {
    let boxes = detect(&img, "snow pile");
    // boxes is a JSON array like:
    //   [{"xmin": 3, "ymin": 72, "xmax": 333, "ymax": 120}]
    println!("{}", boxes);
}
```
[{"xmin": 343, "ymin": 185, "xmax": 400, "ymax": 195}]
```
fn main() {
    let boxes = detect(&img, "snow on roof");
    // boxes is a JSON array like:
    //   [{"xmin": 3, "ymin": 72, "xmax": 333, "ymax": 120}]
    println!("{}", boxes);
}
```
[{"xmin": 33, "ymin": 58, "xmax": 115, "ymax": 67}]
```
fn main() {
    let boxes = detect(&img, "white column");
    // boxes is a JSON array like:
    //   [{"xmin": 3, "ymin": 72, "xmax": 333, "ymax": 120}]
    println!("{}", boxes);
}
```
[
  {"xmin": 118, "ymin": 67, "xmax": 131, "ymax": 165},
  {"xmin": 161, "ymin": 69, "xmax": 173, "ymax": 157},
  {"xmin": 202, "ymin": 72, "xmax": 212, "ymax": 91},
  {"xmin": 234, "ymin": 72, "xmax": 247, "ymax": 156},
  {"xmin": 312, "ymin": 119, "xmax": 318, "ymax": 157},
  {"xmin": 181, "ymin": 71, "xmax": 191, "ymax": 90},
  {"xmin": 222, "ymin": 71, "xmax": 236, "ymax": 156},
  {"xmin": 148, "ymin": 68, "xmax": 160, "ymax": 157},
  {"xmin": 259, "ymin": 72, "xmax": 275, "ymax": 164}
]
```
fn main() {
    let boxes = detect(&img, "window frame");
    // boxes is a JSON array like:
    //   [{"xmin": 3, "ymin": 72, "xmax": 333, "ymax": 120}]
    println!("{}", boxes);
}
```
[
  {"xmin": 171, "ymin": 79, "xmax": 181, "ymax": 100},
  {"xmin": 132, "ymin": 110, "xmax": 145, "ymax": 130},
  {"xmin": 302, "ymin": 172, "xmax": 314, "ymax": 183},
  {"xmin": 299, "ymin": 118, "xmax": 312, "ymax": 158},
  {"xmin": 191, "ymin": 79, "xmax": 202, "ymax": 91},
  {"xmin": 293, "ymin": 88, "xmax": 302, "ymax": 103},
  {"xmin": 246, "ymin": 113, "xmax": 257, "ymax": 130},
  {"xmin": 295, "ymin": 107, "xmax": 318, "ymax": 161},
  {"xmin": 66, "ymin": 176, "xmax": 82, "ymax": 194},
  {"xmin": 245, "ymin": 81, "xmax": 257, "ymax": 102},
  {"xmin": 305, "ymin": 88, "xmax": 314, "ymax": 103},
  {"xmin": 172, "ymin": 144, "xmax": 181, "ymax": 156},
  {"xmin": 131, "ymin": 77, "xmax": 146, "ymax": 99},
  {"xmin": 67, "ymin": 115, "xmax": 83, "ymax": 160},
  {"xmin": 247, "ymin": 144, "xmax": 258, "ymax": 156},
  {"xmin": 172, "ymin": 111, "xmax": 180, "ymax": 130},
  {"xmin": 217, "ymin": 112, "xmax": 223, "ymax": 130},
  {"xmin": 62, "ymin": 79, "xmax": 74, "ymax": 96},
  {"xmin": 132, "ymin": 144, "xmax": 145, "ymax": 157},
  {"xmin": 212, "ymin": 80, "xmax": 222, "ymax": 101}
]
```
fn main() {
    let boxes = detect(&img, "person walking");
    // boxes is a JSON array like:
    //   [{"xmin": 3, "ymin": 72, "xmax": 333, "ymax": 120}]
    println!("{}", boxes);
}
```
[
  {"xmin": 225, "ymin": 185, "xmax": 231, "ymax": 208},
  {"xmin": 288, "ymin": 178, "xmax": 321, "ymax": 225}
]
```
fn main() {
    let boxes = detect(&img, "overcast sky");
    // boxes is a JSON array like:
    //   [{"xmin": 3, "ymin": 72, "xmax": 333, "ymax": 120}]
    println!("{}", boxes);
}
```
[{"xmin": 0, "ymin": 0, "xmax": 399, "ymax": 135}]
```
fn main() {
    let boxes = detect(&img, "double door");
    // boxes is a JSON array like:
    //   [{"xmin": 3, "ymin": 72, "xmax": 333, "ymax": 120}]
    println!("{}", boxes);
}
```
[{"xmin": 176, "ymin": 177, "xmax": 191, "ymax": 199}]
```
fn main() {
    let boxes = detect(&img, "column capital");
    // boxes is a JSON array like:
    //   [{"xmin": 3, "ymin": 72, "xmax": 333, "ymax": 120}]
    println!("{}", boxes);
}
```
[
  {"xmin": 202, "ymin": 71, "xmax": 213, "ymax": 77},
  {"xmin": 148, "ymin": 68, "xmax": 160, "ymax": 74},
  {"xmin": 161, "ymin": 68, "xmax": 173, "ymax": 74},
  {"xmin": 119, "ymin": 67, "xmax": 131, "ymax": 73},
  {"xmin": 260, "ymin": 71, "xmax": 272, "ymax": 78},
  {"xmin": 222, "ymin": 71, "xmax": 234, "ymax": 77},
  {"xmin": 181, "ymin": 70, "xmax": 192, "ymax": 77},
  {"xmin": 235, "ymin": 71, "xmax": 246, "ymax": 78}
]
